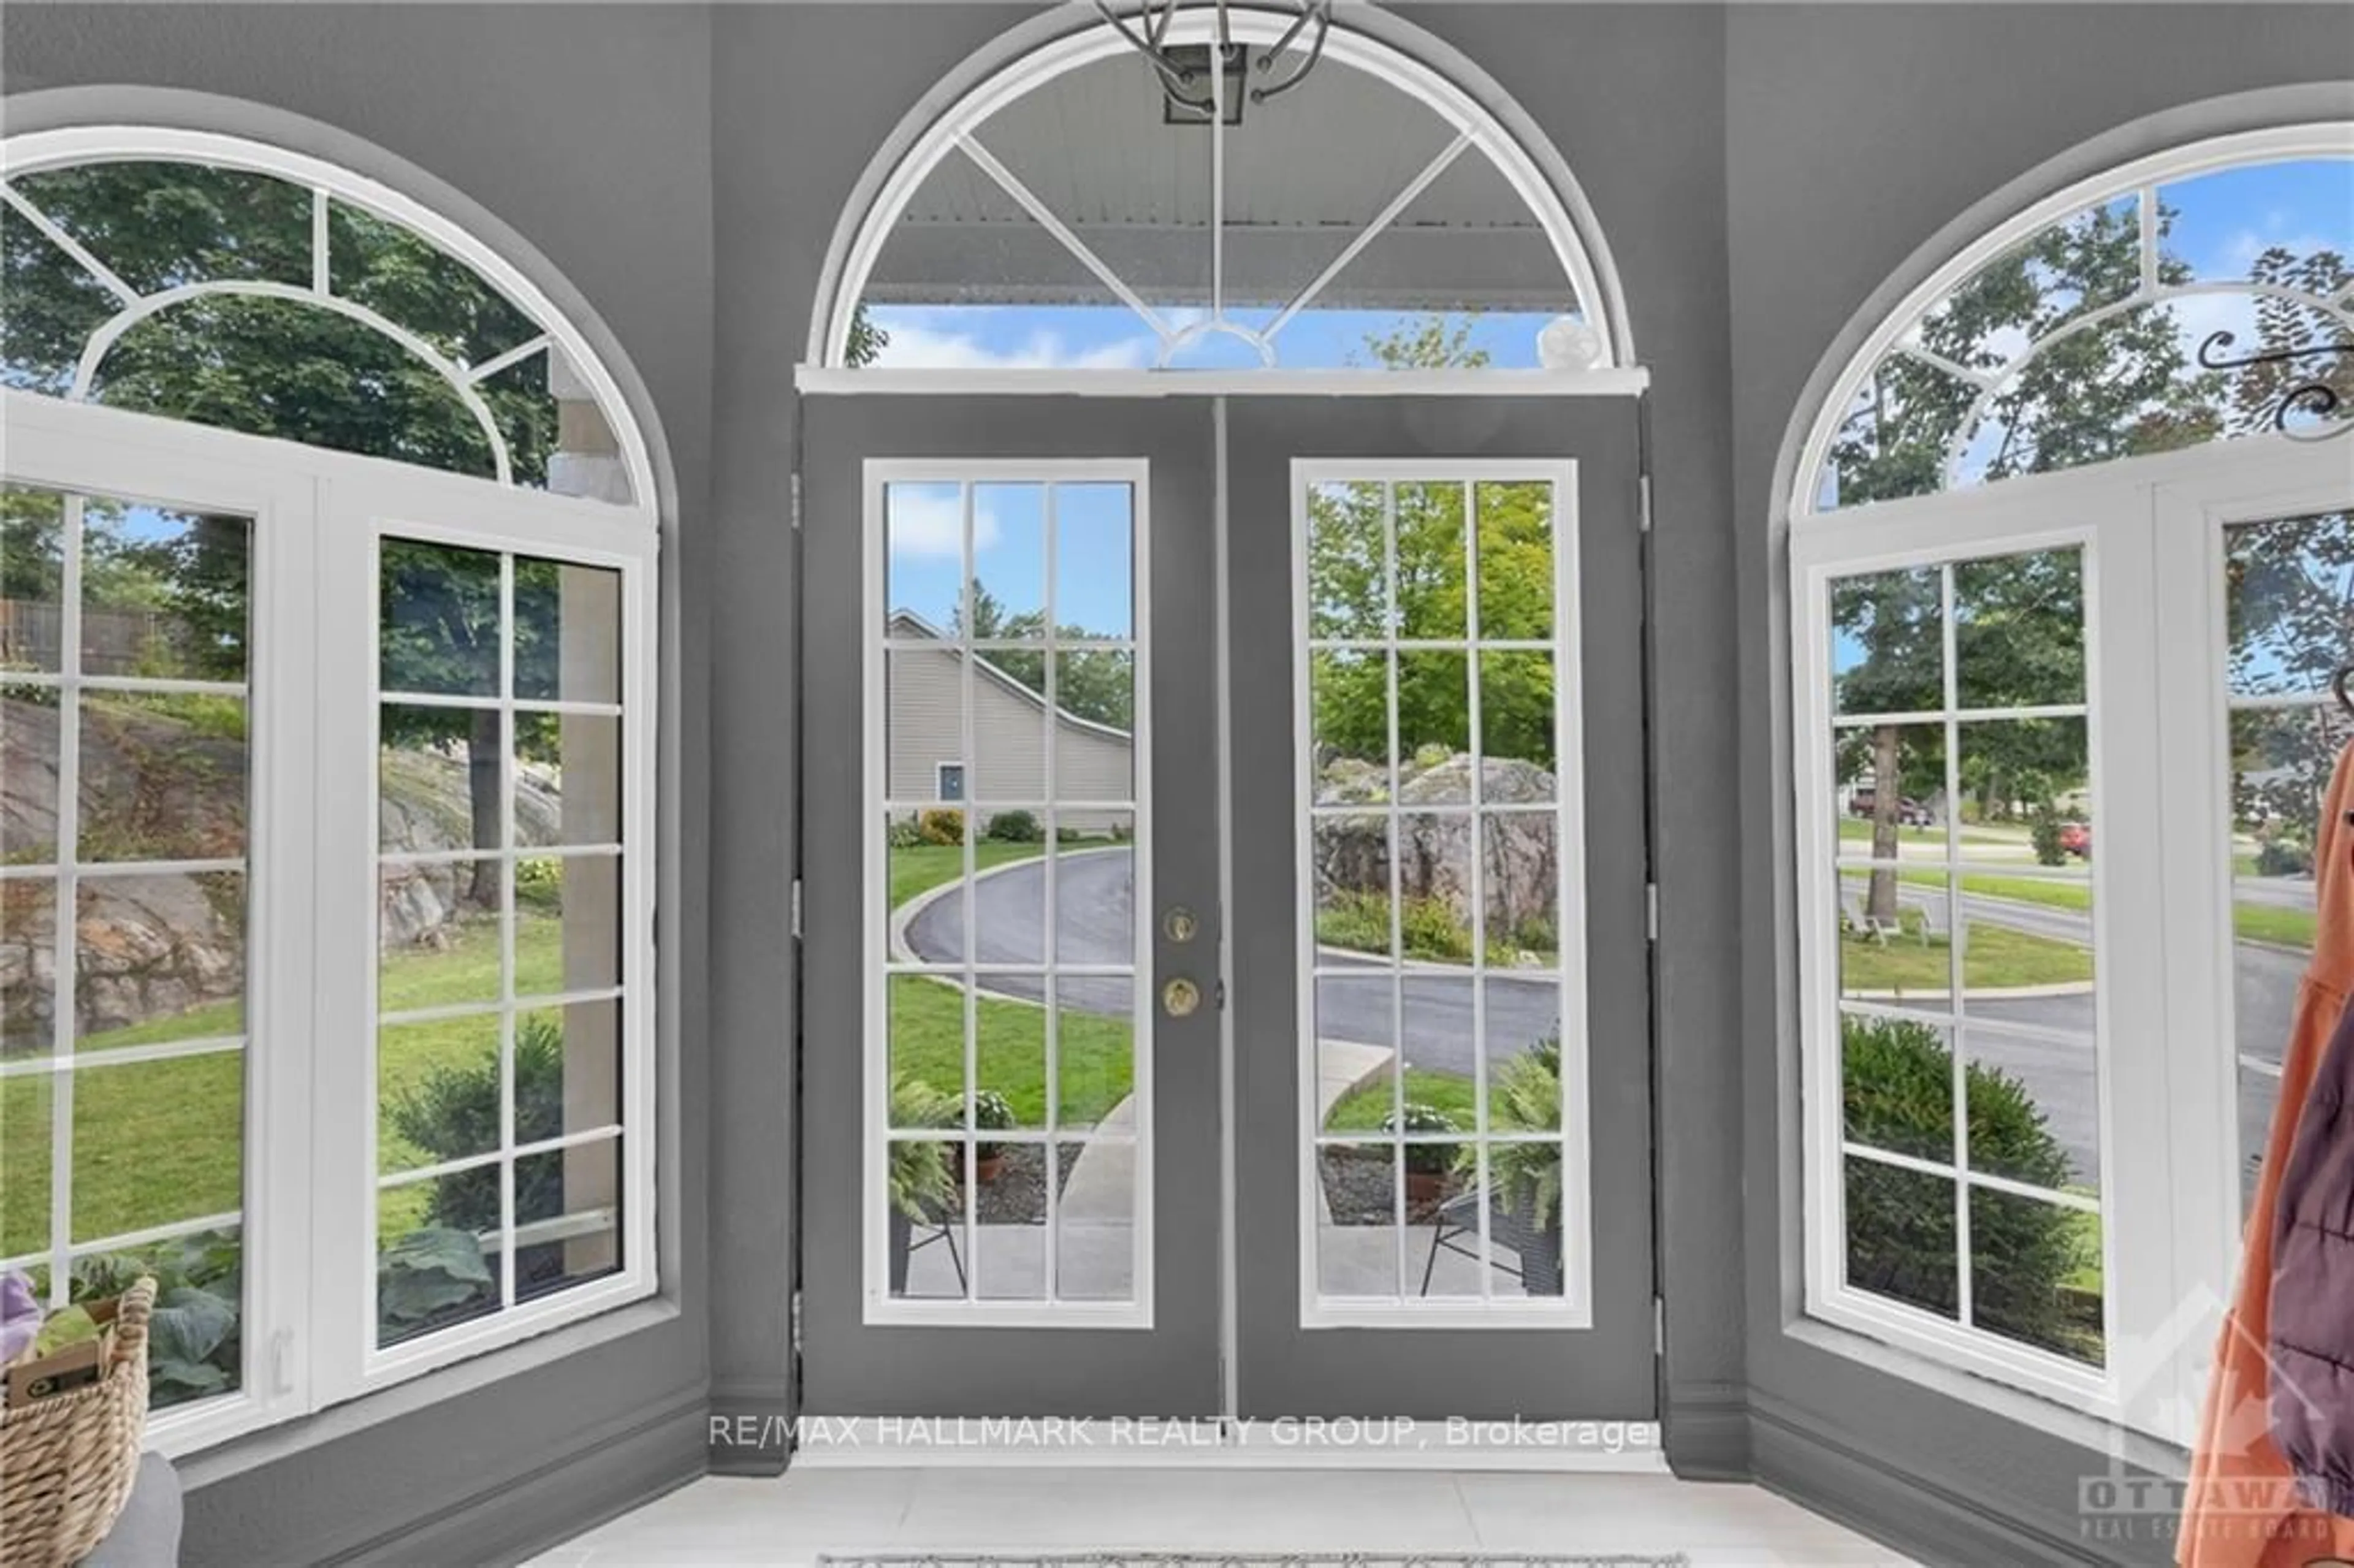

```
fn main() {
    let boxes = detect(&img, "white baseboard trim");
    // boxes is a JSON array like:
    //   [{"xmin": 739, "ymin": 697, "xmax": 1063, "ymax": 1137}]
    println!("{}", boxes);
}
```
[{"xmin": 790, "ymin": 1416, "xmax": 1667, "ymax": 1472}]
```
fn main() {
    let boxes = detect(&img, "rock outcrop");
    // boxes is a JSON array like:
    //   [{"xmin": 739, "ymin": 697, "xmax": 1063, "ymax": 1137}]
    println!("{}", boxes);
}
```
[
  {"xmin": 1, "ymin": 695, "xmax": 558, "ymax": 1051},
  {"xmin": 1311, "ymin": 752, "xmax": 1559, "ymax": 942}
]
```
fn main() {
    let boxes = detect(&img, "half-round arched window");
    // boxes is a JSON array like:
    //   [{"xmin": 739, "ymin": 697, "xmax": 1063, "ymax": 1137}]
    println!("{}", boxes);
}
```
[
  {"xmin": 1784, "ymin": 123, "xmax": 2353, "ymax": 1439},
  {"xmin": 2, "ymin": 129, "xmax": 654, "ymax": 506},
  {"xmin": 1799, "ymin": 130, "xmax": 2352, "ymax": 512},
  {"xmin": 816, "ymin": 6, "xmax": 1626, "ymax": 373},
  {"xmin": 1, "ymin": 124, "xmax": 657, "ymax": 1455}
]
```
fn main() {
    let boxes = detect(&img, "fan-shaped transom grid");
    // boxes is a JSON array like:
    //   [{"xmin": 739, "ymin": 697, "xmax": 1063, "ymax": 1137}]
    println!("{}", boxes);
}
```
[
  {"xmin": 1806, "ymin": 137, "xmax": 2354, "ymax": 514},
  {"xmin": 833, "ymin": 8, "xmax": 1615, "ymax": 373},
  {"xmin": 1, "ymin": 134, "xmax": 647, "ymax": 509}
]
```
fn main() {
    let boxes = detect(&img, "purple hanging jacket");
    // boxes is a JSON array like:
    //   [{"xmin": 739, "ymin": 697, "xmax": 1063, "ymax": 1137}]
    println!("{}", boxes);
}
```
[{"xmin": 2272, "ymin": 986, "xmax": 2354, "ymax": 1518}]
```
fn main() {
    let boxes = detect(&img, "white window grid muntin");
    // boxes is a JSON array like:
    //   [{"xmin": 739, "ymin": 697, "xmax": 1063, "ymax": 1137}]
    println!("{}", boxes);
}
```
[
  {"xmin": 357, "ymin": 506, "xmax": 655, "ymax": 1380},
  {"xmin": 863, "ymin": 460, "xmax": 1154, "ymax": 1326},
  {"xmin": 2, "ymin": 292, "xmax": 658, "ymax": 1446},
  {"xmin": 815, "ymin": 7, "xmax": 1621, "ymax": 373},
  {"xmin": 1, "ymin": 483, "xmax": 254, "ymax": 1289},
  {"xmin": 0, "ymin": 397, "xmax": 329, "ymax": 1453},
  {"xmin": 2, "ymin": 127, "xmax": 658, "ymax": 511},
  {"xmin": 1794, "ymin": 506, "xmax": 2127, "ymax": 1414},
  {"xmin": 1791, "ymin": 124, "xmax": 2354, "ymax": 519},
  {"xmin": 1290, "ymin": 460, "xmax": 1591, "ymax": 1331}
]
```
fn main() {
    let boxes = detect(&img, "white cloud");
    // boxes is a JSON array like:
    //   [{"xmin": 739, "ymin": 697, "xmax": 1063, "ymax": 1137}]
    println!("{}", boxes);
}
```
[
  {"xmin": 869, "ymin": 320, "xmax": 1159, "ymax": 371},
  {"xmin": 886, "ymin": 485, "xmax": 1000, "ymax": 559}
]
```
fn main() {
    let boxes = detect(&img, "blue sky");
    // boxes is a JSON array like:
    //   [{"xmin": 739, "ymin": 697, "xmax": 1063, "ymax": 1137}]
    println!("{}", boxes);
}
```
[
  {"xmin": 886, "ymin": 479, "xmax": 1133, "ymax": 638},
  {"xmin": 866, "ymin": 303, "xmax": 1558, "ymax": 372}
]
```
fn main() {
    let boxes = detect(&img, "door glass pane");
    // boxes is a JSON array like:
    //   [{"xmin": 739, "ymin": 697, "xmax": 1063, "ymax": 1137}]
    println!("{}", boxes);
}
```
[
  {"xmin": 1298, "ymin": 471, "xmax": 1580, "ymax": 1320},
  {"xmin": 872, "ymin": 474, "xmax": 1144, "ymax": 1314},
  {"xmin": 2, "ymin": 482, "xmax": 254, "ymax": 1412},
  {"xmin": 374, "ymin": 535, "xmax": 636, "ymax": 1347},
  {"xmin": 2220, "ymin": 509, "xmax": 2350, "ymax": 1219}
]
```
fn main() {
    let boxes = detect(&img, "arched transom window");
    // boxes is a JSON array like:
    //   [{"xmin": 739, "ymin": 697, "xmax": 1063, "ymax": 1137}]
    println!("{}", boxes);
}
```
[
  {"xmin": 1804, "ymin": 136, "xmax": 2352, "ymax": 512},
  {"xmin": 823, "ymin": 7, "xmax": 1621, "ymax": 372},
  {"xmin": 2, "ymin": 129, "xmax": 653, "ymax": 507}
]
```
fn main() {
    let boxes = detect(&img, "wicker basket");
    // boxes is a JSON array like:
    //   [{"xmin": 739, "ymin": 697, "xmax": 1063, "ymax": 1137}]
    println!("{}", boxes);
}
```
[{"xmin": 0, "ymin": 1277, "xmax": 154, "ymax": 1568}]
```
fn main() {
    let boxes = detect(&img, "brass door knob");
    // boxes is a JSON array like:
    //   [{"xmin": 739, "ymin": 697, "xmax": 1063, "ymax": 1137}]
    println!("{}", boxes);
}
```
[{"xmin": 1162, "ymin": 976, "xmax": 1202, "ymax": 1018}]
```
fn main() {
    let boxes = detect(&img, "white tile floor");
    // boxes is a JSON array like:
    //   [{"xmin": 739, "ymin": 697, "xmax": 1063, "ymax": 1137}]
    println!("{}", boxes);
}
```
[{"xmin": 530, "ymin": 1468, "xmax": 1910, "ymax": 1566}]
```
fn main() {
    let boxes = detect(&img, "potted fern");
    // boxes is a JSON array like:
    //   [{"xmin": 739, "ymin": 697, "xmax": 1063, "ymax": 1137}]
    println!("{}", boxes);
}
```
[
  {"xmin": 1460, "ymin": 1038, "xmax": 1565, "ymax": 1296},
  {"xmin": 886, "ymin": 1075, "xmax": 959, "ymax": 1295}
]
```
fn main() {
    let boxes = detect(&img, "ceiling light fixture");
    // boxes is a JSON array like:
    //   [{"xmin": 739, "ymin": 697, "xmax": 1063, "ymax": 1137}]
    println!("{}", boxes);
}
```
[{"xmin": 1092, "ymin": 0, "xmax": 1335, "ymax": 126}]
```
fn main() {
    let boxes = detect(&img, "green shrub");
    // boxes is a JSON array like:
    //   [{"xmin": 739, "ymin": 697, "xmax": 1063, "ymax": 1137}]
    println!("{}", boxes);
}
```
[
  {"xmin": 2258, "ymin": 837, "xmax": 2315, "ymax": 877},
  {"xmin": 1458, "ymin": 1040, "xmax": 1563, "ymax": 1229},
  {"xmin": 2030, "ymin": 806, "xmax": 2066, "ymax": 867},
  {"xmin": 385, "ymin": 1014, "xmax": 566, "ymax": 1238},
  {"xmin": 985, "ymin": 810, "xmax": 1042, "ymax": 843},
  {"xmin": 1840, "ymin": 1016, "xmax": 2089, "ymax": 1355},
  {"xmin": 919, "ymin": 809, "xmax": 964, "ymax": 847},
  {"xmin": 1398, "ymin": 896, "xmax": 1472, "ymax": 964},
  {"xmin": 886, "ymin": 814, "xmax": 925, "ymax": 849},
  {"xmin": 1315, "ymin": 890, "xmax": 1392, "ymax": 955}
]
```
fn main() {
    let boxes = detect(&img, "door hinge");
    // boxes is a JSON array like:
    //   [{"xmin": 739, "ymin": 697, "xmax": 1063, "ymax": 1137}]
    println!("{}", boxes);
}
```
[
  {"xmin": 1645, "ymin": 882, "xmax": 1659, "ymax": 943},
  {"xmin": 1637, "ymin": 471, "xmax": 1654, "ymax": 536},
  {"xmin": 1653, "ymin": 1296, "xmax": 1665, "ymax": 1357},
  {"xmin": 272, "ymin": 1326, "xmax": 296, "ymax": 1394},
  {"xmin": 789, "ymin": 471, "xmax": 804, "ymax": 533},
  {"xmin": 790, "ymin": 1290, "xmax": 804, "ymax": 1357},
  {"xmin": 791, "ymin": 877, "xmax": 804, "ymax": 941},
  {"xmin": 1214, "ymin": 977, "xmax": 1227, "ymax": 1011}
]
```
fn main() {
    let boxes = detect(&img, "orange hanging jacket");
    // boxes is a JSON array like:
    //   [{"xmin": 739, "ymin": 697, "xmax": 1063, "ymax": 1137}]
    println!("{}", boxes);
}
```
[{"xmin": 2181, "ymin": 741, "xmax": 2354, "ymax": 1567}]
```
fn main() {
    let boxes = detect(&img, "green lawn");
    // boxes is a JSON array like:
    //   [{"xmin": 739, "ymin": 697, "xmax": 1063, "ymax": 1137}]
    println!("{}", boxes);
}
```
[
  {"xmin": 886, "ymin": 973, "xmax": 1131, "ymax": 1128},
  {"xmin": 886, "ymin": 842, "xmax": 1134, "ymax": 1131},
  {"xmin": 889, "ymin": 841, "xmax": 1049, "ymax": 909},
  {"xmin": 1841, "ymin": 910, "xmax": 2093, "ymax": 994},
  {"xmin": 4, "ymin": 910, "xmax": 571, "ymax": 1258},
  {"xmin": 1884, "ymin": 867, "xmax": 2317, "ymax": 951},
  {"xmin": 2236, "ymin": 902, "xmax": 2320, "ymax": 949},
  {"xmin": 1325, "ymin": 1066, "xmax": 1479, "ymax": 1135}
]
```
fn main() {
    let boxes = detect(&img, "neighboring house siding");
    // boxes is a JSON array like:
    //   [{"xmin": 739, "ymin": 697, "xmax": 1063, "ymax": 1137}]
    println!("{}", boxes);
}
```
[{"xmin": 886, "ymin": 636, "xmax": 1132, "ymax": 832}]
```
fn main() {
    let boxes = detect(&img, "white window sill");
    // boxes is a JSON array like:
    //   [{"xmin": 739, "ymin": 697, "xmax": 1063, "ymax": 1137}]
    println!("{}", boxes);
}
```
[
  {"xmin": 173, "ymin": 1295, "xmax": 682, "ymax": 1489},
  {"xmin": 1782, "ymin": 1313, "xmax": 2190, "ymax": 1482}
]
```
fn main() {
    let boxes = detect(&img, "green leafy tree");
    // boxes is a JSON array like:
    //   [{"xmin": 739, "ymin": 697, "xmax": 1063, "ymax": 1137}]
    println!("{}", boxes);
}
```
[
  {"xmin": 1308, "ymin": 317, "xmax": 1555, "ymax": 774},
  {"xmin": 953, "ymin": 579, "xmax": 1133, "ymax": 731}
]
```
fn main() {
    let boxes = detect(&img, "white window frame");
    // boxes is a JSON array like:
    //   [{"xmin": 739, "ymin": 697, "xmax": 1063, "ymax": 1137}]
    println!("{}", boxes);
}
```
[
  {"xmin": 0, "ymin": 126, "xmax": 662, "ymax": 1454},
  {"xmin": 861, "ymin": 458, "xmax": 1155, "ymax": 1328},
  {"xmin": 1290, "ymin": 459, "xmax": 1593, "ymax": 1331},
  {"xmin": 1790, "ymin": 428, "xmax": 2353, "ymax": 1444},
  {"xmin": 1, "ymin": 392, "xmax": 659, "ymax": 1455}
]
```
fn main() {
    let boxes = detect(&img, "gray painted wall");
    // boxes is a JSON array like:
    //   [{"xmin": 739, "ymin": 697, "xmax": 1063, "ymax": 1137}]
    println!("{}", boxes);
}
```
[
  {"xmin": 1727, "ymin": 9, "xmax": 2354, "ymax": 1563},
  {"xmin": 1, "ymin": 2, "xmax": 2347, "ymax": 1563}
]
